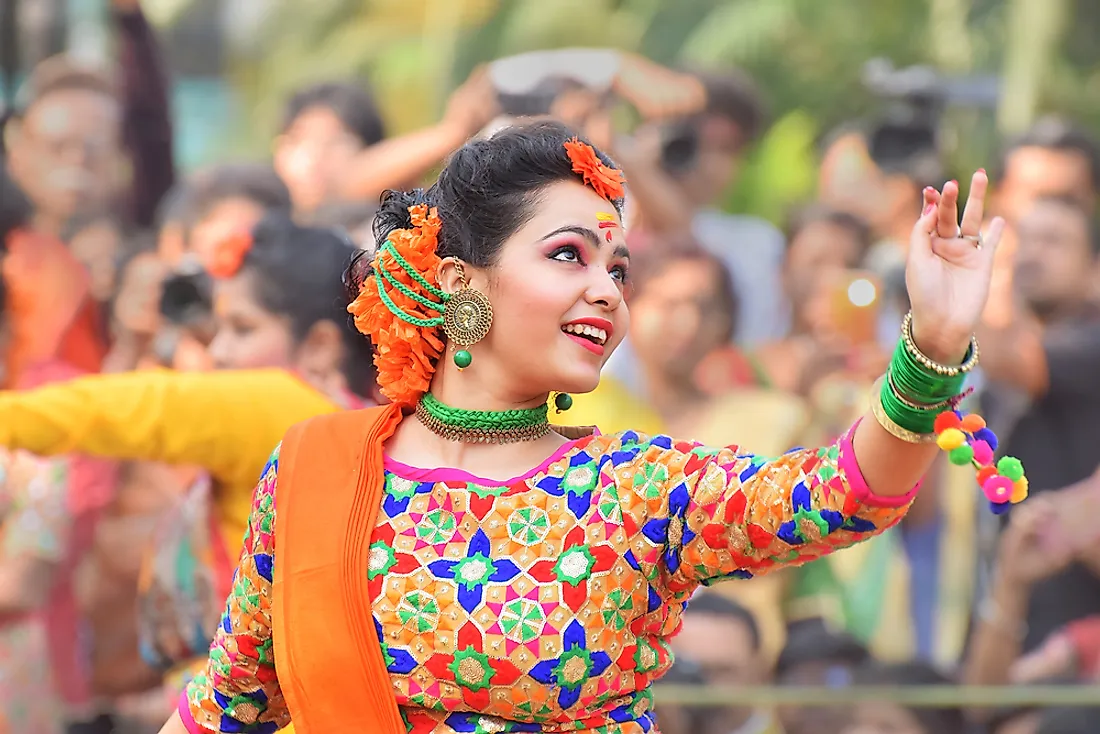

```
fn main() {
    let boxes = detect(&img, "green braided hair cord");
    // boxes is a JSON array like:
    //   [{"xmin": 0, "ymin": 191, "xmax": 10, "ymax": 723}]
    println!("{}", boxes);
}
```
[{"xmin": 373, "ymin": 239, "xmax": 452, "ymax": 328}]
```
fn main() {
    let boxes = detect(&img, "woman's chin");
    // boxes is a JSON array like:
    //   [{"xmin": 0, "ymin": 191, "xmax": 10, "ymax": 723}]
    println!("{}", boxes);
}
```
[{"xmin": 549, "ymin": 366, "xmax": 604, "ymax": 396}]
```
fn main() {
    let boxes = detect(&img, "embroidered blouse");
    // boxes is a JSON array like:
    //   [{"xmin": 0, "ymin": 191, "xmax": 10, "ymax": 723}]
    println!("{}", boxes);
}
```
[{"xmin": 181, "ymin": 427, "xmax": 917, "ymax": 733}]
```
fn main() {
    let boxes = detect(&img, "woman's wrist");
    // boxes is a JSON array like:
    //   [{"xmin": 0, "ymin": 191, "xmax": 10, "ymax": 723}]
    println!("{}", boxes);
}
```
[{"xmin": 911, "ymin": 322, "xmax": 972, "ymax": 366}]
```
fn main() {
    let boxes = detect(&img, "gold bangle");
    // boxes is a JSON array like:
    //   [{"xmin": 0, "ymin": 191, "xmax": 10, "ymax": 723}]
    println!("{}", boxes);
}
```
[
  {"xmin": 870, "ymin": 376, "xmax": 938, "ymax": 444},
  {"xmin": 901, "ymin": 311, "xmax": 980, "ymax": 377},
  {"xmin": 886, "ymin": 371, "xmax": 954, "ymax": 412}
]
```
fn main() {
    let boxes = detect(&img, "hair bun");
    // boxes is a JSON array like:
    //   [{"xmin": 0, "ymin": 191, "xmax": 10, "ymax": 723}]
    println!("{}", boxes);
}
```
[{"xmin": 372, "ymin": 188, "xmax": 432, "ymax": 251}]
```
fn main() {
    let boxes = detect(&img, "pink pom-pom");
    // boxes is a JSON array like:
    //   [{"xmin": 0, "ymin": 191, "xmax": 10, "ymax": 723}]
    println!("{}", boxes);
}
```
[
  {"xmin": 970, "ymin": 440, "xmax": 994, "ymax": 466},
  {"xmin": 982, "ymin": 475, "xmax": 1014, "ymax": 504}
]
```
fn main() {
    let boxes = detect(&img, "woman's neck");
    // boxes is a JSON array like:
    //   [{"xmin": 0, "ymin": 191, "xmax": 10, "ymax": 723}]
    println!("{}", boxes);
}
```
[{"xmin": 429, "ymin": 359, "xmax": 550, "ymax": 412}]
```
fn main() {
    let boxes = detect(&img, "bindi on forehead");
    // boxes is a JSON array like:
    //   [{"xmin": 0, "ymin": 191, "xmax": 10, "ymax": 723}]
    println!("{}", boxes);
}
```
[{"xmin": 596, "ymin": 212, "xmax": 618, "ymax": 242}]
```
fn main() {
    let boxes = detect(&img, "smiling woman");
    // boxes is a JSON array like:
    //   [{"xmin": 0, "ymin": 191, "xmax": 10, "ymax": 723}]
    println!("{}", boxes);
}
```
[{"xmin": 163, "ymin": 121, "xmax": 1014, "ymax": 734}]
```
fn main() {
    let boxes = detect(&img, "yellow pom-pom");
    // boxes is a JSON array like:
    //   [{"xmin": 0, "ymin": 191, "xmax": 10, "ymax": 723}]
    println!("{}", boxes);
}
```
[
  {"xmin": 1010, "ymin": 477, "xmax": 1029, "ymax": 504},
  {"xmin": 936, "ymin": 428, "xmax": 966, "ymax": 451}
]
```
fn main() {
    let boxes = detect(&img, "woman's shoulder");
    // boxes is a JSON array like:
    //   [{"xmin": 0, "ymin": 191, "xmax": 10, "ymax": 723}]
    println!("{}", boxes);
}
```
[{"xmin": 572, "ymin": 429, "xmax": 711, "ymax": 460}]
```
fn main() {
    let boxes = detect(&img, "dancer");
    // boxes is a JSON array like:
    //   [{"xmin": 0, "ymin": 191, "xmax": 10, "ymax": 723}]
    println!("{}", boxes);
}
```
[
  {"xmin": 0, "ymin": 215, "xmax": 376, "ymax": 707},
  {"xmin": 165, "ymin": 121, "xmax": 1009, "ymax": 733}
]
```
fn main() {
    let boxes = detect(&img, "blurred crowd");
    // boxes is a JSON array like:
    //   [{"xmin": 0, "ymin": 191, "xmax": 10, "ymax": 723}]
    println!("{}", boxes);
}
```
[{"xmin": 1, "ymin": 2, "xmax": 1100, "ymax": 734}]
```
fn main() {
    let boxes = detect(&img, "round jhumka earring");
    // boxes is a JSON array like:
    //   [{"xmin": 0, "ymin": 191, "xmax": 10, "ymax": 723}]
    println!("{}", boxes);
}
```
[{"xmin": 442, "ymin": 262, "xmax": 492, "ymax": 370}]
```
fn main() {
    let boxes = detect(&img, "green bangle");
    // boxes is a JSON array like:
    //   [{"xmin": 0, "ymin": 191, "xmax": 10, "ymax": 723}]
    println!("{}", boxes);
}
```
[
  {"xmin": 880, "ymin": 375, "xmax": 938, "ymax": 434},
  {"xmin": 880, "ymin": 330, "xmax": 972, "ymax": 434}
]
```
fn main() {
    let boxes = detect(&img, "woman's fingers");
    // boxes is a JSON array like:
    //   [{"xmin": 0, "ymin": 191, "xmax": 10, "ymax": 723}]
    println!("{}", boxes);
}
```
[
  {"xmin": 930, "ymin": 215, "xmax": 1004, "ymax": 264},
  {"xmin": 909, "ymin": 188, "xmax": 941, "ymax": 260},
  {"xmin": 936, "ymin": 180, "xmax": 960, "ymax": 238},
  {"xmin": 984, "ymin": 216, "xmax": 1006, "ymax": 253},
  {"xmin": 959, "ymin": 170, "xmax": 988, "ymax": 236}
]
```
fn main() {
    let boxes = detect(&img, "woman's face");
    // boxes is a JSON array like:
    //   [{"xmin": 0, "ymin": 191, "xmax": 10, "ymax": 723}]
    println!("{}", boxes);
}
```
[
  {"xmin": 785, "ymin": 220, "xmax": 863, "ymax": 308},
  {"xmin": 471, "ymin": 180, "xmax": 630, "ymax": 398},
  {"xmin": 207, "ymin": 270, "xmax": 296, "ymax": 370}
]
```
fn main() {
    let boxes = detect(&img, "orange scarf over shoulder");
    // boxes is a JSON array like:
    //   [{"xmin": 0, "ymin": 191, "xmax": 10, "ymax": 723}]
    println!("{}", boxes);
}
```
[{"xmin": 272, "ymin": 404, "xmax": 405, "ymax": 732}]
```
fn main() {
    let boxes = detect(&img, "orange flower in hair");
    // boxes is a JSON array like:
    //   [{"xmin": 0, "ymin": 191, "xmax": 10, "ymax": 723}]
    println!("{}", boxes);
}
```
[
  {"xmin": 348, "ymin": 205, "xmax": 446, "ymax": 406},
  {"xmin": 564, "ymin": 137, "xmax": 626, "ymax": 202},
  {"xmin": 206, "ymin": 232, "xmax": 253, "ymax": 279}
]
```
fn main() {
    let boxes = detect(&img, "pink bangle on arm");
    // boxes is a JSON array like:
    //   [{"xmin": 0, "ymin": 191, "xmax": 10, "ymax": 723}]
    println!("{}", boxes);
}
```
[
  {"xmin": 838, "ymin": 420, "xmax": 922, "ymax": 508},
  {"xmin": 178, "ymin": 692, "xmax": 206, "ymax": 734}
]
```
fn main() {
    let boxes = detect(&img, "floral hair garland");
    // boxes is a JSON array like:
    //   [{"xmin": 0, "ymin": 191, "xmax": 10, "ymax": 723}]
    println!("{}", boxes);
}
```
[
  {"xmin": 206, "ymin": 232, "xmax": 253, "ymax": 279},
  {"xmin": 348, "ymin": 204, "xmax": 445, "ymax": 406},
  {"xmin": 350, "ymin": 137, "xmax": 626, "ymax": 405}
]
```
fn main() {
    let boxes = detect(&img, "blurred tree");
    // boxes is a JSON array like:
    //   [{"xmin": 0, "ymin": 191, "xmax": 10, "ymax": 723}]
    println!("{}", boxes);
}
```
[{"xmin": 156, "ymin": 0, "xmax": 1097, "ymax": 220}]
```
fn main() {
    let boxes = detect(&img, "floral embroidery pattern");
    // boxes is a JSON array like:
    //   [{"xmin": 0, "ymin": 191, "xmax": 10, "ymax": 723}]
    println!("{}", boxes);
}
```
[{"xmin": 185, "ymin": 430, "xmax": 913, "ymax": 732}]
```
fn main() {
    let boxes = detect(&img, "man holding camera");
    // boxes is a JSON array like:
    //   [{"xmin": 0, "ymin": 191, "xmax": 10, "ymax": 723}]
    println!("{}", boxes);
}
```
[{"xmin": 611, "ymin": 68, "xmax": 787, "ymax": 348}]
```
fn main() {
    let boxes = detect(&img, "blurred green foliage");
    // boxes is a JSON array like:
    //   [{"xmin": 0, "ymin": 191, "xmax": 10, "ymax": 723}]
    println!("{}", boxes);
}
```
[{"xmin": 191, "ymin": 0, "xmax": 1099, "ymax": 223}]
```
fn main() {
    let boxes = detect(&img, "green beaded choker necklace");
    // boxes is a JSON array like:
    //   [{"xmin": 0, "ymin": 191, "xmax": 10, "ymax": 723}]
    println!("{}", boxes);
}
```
[{"xmin": 415, "ymin": 392, "xmax": 551, "ymax": 444}]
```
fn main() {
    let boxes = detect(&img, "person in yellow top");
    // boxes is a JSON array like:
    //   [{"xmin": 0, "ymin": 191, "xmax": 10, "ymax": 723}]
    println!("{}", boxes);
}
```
[
  {"xmin": 0, "ymin": 213, "xmax": 376, "ymax": 550},
  {"xmin": 0, "ymin": 215, "xmax": 375, "ymax": 728}
]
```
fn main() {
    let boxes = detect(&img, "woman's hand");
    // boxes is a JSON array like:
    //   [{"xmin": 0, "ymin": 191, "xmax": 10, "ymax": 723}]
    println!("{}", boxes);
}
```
[{"xmin": 905, "ymin": 171, "xmax": 1006, "ymax": 363}]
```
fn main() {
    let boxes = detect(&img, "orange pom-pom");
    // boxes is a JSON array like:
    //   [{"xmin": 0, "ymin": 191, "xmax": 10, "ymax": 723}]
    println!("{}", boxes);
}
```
[
  {"xmin": 934, "ymin": 412, "xmax": 962, "ymax": 434},
  {"xmin": 976, "ymin": 465, "xmax": 998, "ymax": 485},
  {"xmin": 960, "ymin": 414, "xmax": 987, "ymax": 432}
]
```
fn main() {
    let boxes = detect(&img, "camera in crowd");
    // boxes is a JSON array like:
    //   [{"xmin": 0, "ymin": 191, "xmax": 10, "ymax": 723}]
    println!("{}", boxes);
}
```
[
  {"xmin": 158, "ymin": 264, "xmax": 213, "ymax": 327},
  {"xmin": 860, "ymin": 58, "xmax": 999, "ymax": 181}
]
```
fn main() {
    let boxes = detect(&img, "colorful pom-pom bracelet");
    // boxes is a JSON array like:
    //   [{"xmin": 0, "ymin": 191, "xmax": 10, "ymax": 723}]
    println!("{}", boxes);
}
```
[{"xmin": 934, "ymin": 410, "xmax": 1028, "ymax": 513}]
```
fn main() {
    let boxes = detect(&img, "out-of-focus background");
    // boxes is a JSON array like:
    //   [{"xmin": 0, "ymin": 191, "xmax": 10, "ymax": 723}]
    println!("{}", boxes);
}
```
[{"xmin": 2, "ymin": 1, "xmax": 1100, "ymax": 733}]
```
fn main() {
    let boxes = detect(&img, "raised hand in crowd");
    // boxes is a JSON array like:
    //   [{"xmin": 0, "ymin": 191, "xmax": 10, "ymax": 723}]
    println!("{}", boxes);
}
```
[{"xmin": 340, "ymin": 66, "xmax": 500, "ymax": 203}]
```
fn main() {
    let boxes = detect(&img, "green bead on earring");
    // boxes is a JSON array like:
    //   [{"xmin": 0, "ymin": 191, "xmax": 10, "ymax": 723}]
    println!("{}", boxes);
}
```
[
  {"xmin": 453, "ymin": 350, "xmax": 472, "ymax": 370},
  {"xmin": 554, "ymin": 392, "xmax": 573, "ymax": 412}
]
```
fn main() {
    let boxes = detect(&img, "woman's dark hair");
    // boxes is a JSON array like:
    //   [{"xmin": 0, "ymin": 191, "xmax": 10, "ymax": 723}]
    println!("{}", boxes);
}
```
[
  {"xmin": 852, "ymin": 661, "xmax": 965, "ymax": 734},
  {"xmin": 282, "ymin": 81, "xmax": 386, "ymax": 148},
  {"xmin": 350, "ymin": 120, "xmax": 625, "ymax": 292},
  {"xmin": 0, "ymin": 160, "xmax": 28, "ymax": 321},
  {"xmin": 0, "ymin": 157, "xmax": 31, "ymax": 246},
  {"xmin": 190, "ymin": 163, "xmax": 292, "ymax": 222},
  {"xmin": 776, "ymin": 617, "xmax": 869, "ymax": 680},
  {"xmin": 243, "ymin": 212, "xmax": 375, "ymax": 396},
  {"xmin": 785, "ymin": 204, "xmax": 874, "ymax": 265}
]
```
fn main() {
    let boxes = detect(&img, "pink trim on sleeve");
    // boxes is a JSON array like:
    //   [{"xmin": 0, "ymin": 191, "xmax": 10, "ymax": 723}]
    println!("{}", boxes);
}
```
[
  {"xmin": 178, "ymin": 692, "xmax": 206, "ymax": 734},
  {"xmin": 837, "ymin": 420, "xmax": 922, "ymax": 508}
]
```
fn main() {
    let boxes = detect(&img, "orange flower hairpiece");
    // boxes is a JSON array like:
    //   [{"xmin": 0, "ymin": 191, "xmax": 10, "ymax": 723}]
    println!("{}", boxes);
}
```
[
  {"xmin": 347, "ymin": 204, "xmax": 446, "ymax": 406},
  {"xmin": 206, "ymin": 232, "xmax": 253, "ymax": 279},
  {"xmin": 564, "ymin": 137, "xmax": 626, "ymax": 202}
]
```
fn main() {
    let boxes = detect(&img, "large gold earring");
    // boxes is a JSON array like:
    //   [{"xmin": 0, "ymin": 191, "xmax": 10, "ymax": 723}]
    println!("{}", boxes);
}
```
[{"xmin": 443, "ymin": 262, "xmax": 493, "ymax": 370}]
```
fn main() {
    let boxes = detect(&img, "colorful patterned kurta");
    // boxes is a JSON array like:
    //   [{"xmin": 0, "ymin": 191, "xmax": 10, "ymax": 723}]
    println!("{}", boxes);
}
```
[
  {"xmin": 182, "ymin": 427, "xmax": 916, "ymax": 733},
  {"xmin": 0, "ymin": 449, "xmax": 70, "ymax": 734}
]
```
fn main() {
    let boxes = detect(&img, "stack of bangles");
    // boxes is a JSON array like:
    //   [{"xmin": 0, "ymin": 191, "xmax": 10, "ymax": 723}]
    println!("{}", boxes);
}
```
[{"xmin": 873, "ymin": 312, "xmax": 1028, "ymax": 514}]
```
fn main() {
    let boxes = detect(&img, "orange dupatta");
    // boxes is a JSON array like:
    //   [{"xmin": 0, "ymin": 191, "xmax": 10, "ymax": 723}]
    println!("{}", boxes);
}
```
[{"xmin": 271, "ymin": 404, "xmax": 405, "ymax": 733}]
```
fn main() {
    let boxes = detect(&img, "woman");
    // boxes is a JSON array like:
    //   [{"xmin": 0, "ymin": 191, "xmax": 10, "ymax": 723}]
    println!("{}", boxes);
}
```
[
  {"xmin": 0, "ymin": 215, "xmax": 375, "ymax": 719},
  {"xmin": 166, "ymin": 121, "xmax": 1007, "ymax": 733},
  {"xmin": 0, "ymin": 162, "xmax": 119, "ymax": 734}
]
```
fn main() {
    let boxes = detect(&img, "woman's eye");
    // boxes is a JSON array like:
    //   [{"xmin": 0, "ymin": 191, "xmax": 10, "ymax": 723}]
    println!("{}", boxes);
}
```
[
  {"xmin": 611, "ymin": 265, "xmax": 629, "ymax": 283},
  {"xmin": 550, "ymin": 246, "xmax": 582, "ymax": 264}
]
